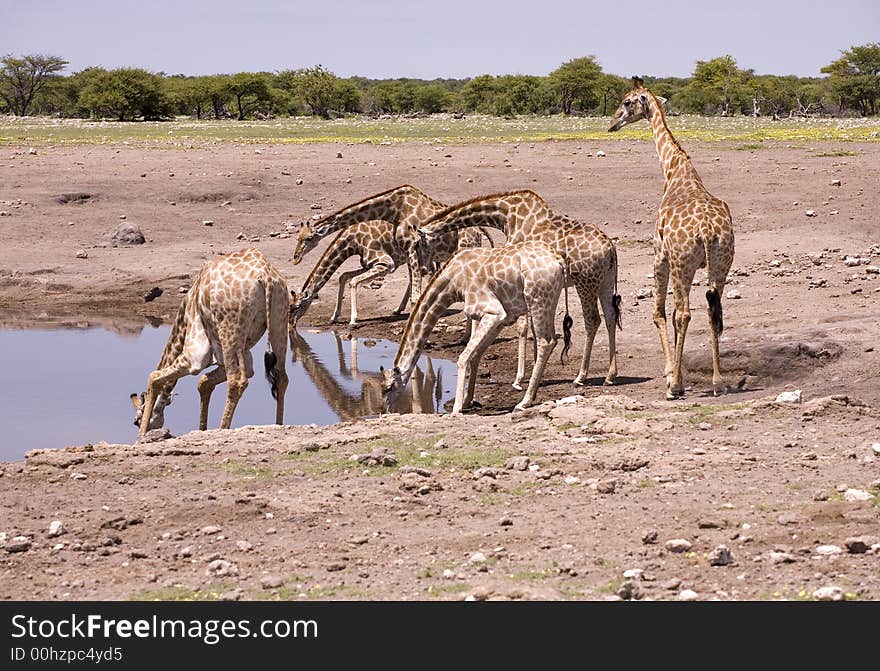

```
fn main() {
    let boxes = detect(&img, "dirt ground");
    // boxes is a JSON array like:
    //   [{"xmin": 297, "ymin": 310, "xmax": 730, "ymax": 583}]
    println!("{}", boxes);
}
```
[{"xmin": 1, "ymin": 138, "xmax": 879, "ymax": 601}]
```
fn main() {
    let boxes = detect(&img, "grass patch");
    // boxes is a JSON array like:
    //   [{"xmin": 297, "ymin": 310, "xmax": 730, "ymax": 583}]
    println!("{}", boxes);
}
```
[
  {"xmin": 733, "ymin": 142, "xmax": 765, "ymax": 151},
  {"xmin": 810, "ymin": 150, "xmax": 860, "ymax": 157},
  {"xmin": 3, "ymin": 114, "xmax": 879, "ymax": 147},
  {"xmin": 130, "ymin": 583, "xmax": 231, "ymax": 601},
  {"xmin": 221, "ymin": 459, "xmax": 284, "ymax": 480},
  {"xmin": 510, "ymin": 569, "xmax": 551, "ymax": 581},
  {"xmin": 596, "ymin": 577, "xmax": 625, "ymax": 594},
  {"xmin": 556, "ymin": 421, "xmax": 580, "ymax": 431}
]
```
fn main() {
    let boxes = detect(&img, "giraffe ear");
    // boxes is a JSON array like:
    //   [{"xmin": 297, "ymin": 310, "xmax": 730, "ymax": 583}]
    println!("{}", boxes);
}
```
[
  {"xmin": 631, "ymin": 76, "xmax": 642, "ymax": 89},
  {"xmin": 640, "ymin": 93, "xmax": 648, "ymax": 107},
  {"xmin": 130, "ymin": 393, "xmax": 142, "ymax": 411},
  {"xmin": 379, "ymin": 365, "xmax": 385, "ymax": 373},
  {"xmin": 393, "ymin": 366, "xmax": 401, "ymax": 376}
]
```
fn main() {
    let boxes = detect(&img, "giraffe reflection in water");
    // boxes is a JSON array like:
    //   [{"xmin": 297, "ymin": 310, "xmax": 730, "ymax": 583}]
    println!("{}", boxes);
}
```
[{"xmin": 288, "ymin": 329, "xmax": 446, "ymax": 419}]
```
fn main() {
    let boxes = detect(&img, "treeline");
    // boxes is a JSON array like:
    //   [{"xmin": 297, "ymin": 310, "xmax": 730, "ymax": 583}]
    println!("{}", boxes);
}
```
[{"xmin": 1, "ymin": 45, "xmax": 878, "ymax": 121}]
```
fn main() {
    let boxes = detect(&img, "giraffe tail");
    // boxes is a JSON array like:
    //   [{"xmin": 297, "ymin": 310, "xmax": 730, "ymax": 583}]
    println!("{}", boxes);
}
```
[
  {"xmin": 611, "ymin": 244, "xmax": 623, "ymax": 330},
  {"xmin": 703, "ymin": 238, "xmax": 724, "ymax": 336},
  {"xmin": 560, "ymin": 266, "xmax": 573, "ymax": 363},
  {"xmin": 478, "ymin": 227, "xmax": 495, "ymax": 248},
  {"xmin": 263, "ymin": 280, "xmax": 281, "ymax": 400}
]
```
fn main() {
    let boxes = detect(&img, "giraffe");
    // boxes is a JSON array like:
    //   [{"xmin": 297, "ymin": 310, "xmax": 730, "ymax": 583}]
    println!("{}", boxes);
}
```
[
  {"xmin": 417, "ymin": 190, "xmax": 621, "ymax": 388},
  {"xmin": 288, "ymin": 329, "xmax": 443, "ymax": 417},
  {"xmin": 609, "ymin": 76, "xmax": 735, "ymax": 399},
  {"xmin": 290, "ymin": 184, "xmax": 490, "ymax": 304},
  {"xmin": 130, "ymin": 248, "xmax": 289, "ymax": 436},
  {"xmin": 382, "ymin": 241, "xmax": 569, "ymax": 413}
]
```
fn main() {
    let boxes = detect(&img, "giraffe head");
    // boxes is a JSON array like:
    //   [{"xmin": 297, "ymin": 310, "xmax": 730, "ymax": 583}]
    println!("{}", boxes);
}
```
[
  {"xmin": 290, "ymin": 288, "xmax": 312, "ymax": 326},
  {"xmin": 292, "ymin": 221, "xmax": 326, "ymax": 265},
  {"xmin": 379, "ymin": 365, "xmax": 405, "ymax": 412},
  {"xmin": 608, "ymin": 76, "xmax": 650, "ymax": 132},
  {"xmin": 129, "ymin": 390, "xmax": 170, "ymax": 431}
]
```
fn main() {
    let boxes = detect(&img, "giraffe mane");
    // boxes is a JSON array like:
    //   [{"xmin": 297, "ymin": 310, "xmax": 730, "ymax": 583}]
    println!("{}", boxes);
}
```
[
  {"xmin": 312, "ymin": 184, "xmax": 434, "ymax": 223},
  {"xmin": 423, "ymin": 189, "xmax": 547, "ymax": 226}
]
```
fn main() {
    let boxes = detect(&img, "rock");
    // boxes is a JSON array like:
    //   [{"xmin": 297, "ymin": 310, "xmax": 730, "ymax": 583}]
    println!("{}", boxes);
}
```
[
  {"xmin": 433, "ymin": 438, "xmax": 448, "ymax": 449},
  {"xmin": 708, "ymin": 545, "xmax": 734, "ymax": 566},
  {"xmin": 616, "ymin": 580, "xmax": 642, "ymax": 600},
  {"xmin": 468, "ymin": 552, "xmax": 487, "ymax": 564},
  {"xmin": 201, "ymin": 525, "xmax": 222, "ymax": 535},
  {"xmin": 662, "ymin": 578, "xmax": 682, "ymax": 590},
  {"xmin": 805, "ymin": 210, "xmax": 816, "ymax": 217},
  {"xmin": 48, "ymin": 521, "xmax": 65, "ymax": 538},
  {"xmin": 235, "ymin": 540, "xmax": 253, "ymax": 552},
  {"xmin": 295, "ymin": 178, "xmax": 304, "ymax": 185},
  {"xmin": 75, "ymin": 250, "xmax": 88, "ymax": 259},
  {"xmin": 102, "ymin": 222, "xmax": 145, "ymax": 247},
  {"xmin": 130, "ymin": 549, "xmax": 148, "ymax": 559},
  {"xmin": 499, "ymin": 516, "xmax": 513, "ymax": 527},
  {"xmin": 326, "ymin": 562, "xmax": 345, "ymax": 572},
  {"xmin": 725, "ymin": 289, "xmax": 742, "ymax": 299},
  {"xmin": 844, "ymin": 536, "xmax": 876, "ymax": 554},
  {"xmin": 812, "ymin": 586, "xmax": 845, "ymax": 602},
  {"xmin": 564, "ymin": 475, "xmax": 581, "ymax": 485},
  {"xmin": 28, "ymin": 147, "xmax": 37, "ymax": 155},
  {"xmin": 775, "ymin": 390, "xmax": 802, "ymax": 404},
  {"xmin": 442, "ymin": 569, "xmax": 456, "ymax": 580},
  {"xmin": 697, "ymin": 422, "xmax": 713, "ymax": 431},
  {"xmin": 596, "ymin": 150, "xmax": 606, "ymax": 157},
  {"xmin": 70, "ymin": 472, "xmax": 87, "ymax": 480},
  {"xmin": 596, "ymin": 478, "xmax": 617, "ymax": 494},
  {"xmin": 814, "ymin": 545, "xmax": 843, "ymax": 556},
  {"xmin": 202, "ymin": 220, "xmax": 213, "ymax": 226},
  {"xmin": 143, "ymin": 287, "xmax": 163, "ymax": 302},
  {"xmin": 843, "ymin": 488, "xmax": 872, "ymax": 502},
  {"xmin": 505, "ymin": 456, "xmax": 531, "ymax": 471},
  {"xmin": 642, "ymin": 530, "xmax": 659, "ymax": 545},
  {"xmin": 678, "ymin": 589, "xmax": 699, "ymax": 601},
  {"xmin": 830, "ymin": 179, "xmax": 841, "ymax": 186},
  {"xmin": 260, "ymin": 575, "xmax": 284, "ymax": 589},
  {"xmin": 872, "ymin": 442, "xmax": 880, "ymax": 456},
  {"xmin": 770, "ymin": 551, "xmax": 796, "ymax": 564},
  {"xmin": 622, "ymin": 568, "xmax": 643, "ymax": 579},
  {"xmin": 179, "ymin": 546, "xmax": 193, "ymax": 558},
  {"xmin": 665, "ymin": 539, "xmax": 692, "ymax": 553},
  {"xmin": 136, "ymin": 427, "xmax": 173, "ymax": 443},
  {"xmin": 698, "ymin": 519, "xmax": 724, "ymax": 529},
  {"xmin": 205, "ymin": 559, "xmax": 238, "ymax": 577},
  {"xmin": 219, "ymin": 589, "xmax": 243, "ymax": 601},
  {"xmin": 5, "ymin": 537, "xmax": 31, "ymax": 553}
]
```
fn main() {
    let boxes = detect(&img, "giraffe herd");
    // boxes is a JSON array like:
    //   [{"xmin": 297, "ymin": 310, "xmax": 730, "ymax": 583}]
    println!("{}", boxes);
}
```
[{"xmin": 133, "ymin": 77, "xmax": 735, "ymax": 436}]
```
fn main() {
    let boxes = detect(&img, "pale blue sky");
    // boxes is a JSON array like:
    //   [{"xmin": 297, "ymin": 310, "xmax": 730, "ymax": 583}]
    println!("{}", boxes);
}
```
[{"xmin": 1, "ymin": 0, "xmax": 877, "ymax": 78}]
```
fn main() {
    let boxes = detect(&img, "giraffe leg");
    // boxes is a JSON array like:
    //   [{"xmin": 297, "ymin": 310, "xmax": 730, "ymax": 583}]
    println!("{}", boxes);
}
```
[
  {"xmin": 138, "ymin": 356, "xmax": 196, "ymax": 437},
  {"xmin": 267, "ymin": 286, "xmax": 289, "ymax": 424},
  {"xmin": 332, "ymin": 268, "xmax": 369, "ymax": 324},
  {"xmin": 652, "ymin": 255, "xmax": 675, "ymax": 388},
  {"xmin": 348, "ymin": 260, "xmax": 395, "ymax": 325},
  {"xmin": 463, "ymin": 322, "xmax": 505, "ymax": 410},
  {"xmin": 573, "ymin": 285, "xmax": 601, "ymax": 386},
  {"xmin": 598, "ymin": 276, "xmax": 619, "ymax": 385},
  {"xmin": 515, "ymin": 309, "xmax": 558, "ymax": 410},
  {"xmin": 453, "ymin": 310, "xmax": 505, "ymax": 413},
  {"xmin": 668, "ymin": 272, "xmax": 693, "ymax": 399},
  {"xmin": 456, "ymin": 316, "xmax": 474, "ymax": 345},
  {"xmin": 406, "ymin": 245, "xmax": 422, "ymax": 307},
  {"xmin": 219, "ymin": 338, "xmax": 250, "ymax": 429},
  {"xmin": 197, "ymin": 366, "xmax": 227, "ymax": 430},
  {"xmin": 394, "ymin": 265, "xmax": 412, "ymax": 315},
  {"xmin": 512, "ymin": 314, "xmax": 530, "ymax": 391}
]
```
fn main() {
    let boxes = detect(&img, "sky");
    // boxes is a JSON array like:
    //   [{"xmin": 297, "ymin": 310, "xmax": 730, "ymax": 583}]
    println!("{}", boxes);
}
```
[{"xmin": 1, "ymin": 0, "xmax": 877, "ymax": 79}]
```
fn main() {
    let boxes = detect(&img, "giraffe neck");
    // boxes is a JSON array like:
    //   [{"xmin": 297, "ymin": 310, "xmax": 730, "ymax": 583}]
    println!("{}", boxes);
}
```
[
  {"xmin": 393, "ymin": 270, "xmax": 458, "ymax": 384},
  {"xmin": 314, "ymin": 186, "xmax": 439, "ymax": 238},
  {"xmin": 645, "ymin": 93, "xmax": 702, "ymax": 188},
  {"xmin": 152, "ymin": 291, "xmax": 190, "ymax": 400},
  {"xmin": 422, "ymin": 199, "xmax": 515, "ymax": 239},
  {"xmin": 302, "ymin": 233, "xmax": 358, "ymax": 298}
]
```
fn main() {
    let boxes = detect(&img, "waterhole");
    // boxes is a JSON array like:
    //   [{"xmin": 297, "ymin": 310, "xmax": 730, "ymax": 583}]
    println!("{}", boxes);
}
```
[{"xmin": 0, "ymin": 326, "xmax": 456, "ymax": 461}]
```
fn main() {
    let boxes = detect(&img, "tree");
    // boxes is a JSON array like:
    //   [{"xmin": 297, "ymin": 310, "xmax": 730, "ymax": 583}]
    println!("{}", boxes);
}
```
[
  {"xmin": 549, "ymin": 56, "xmax": 602, "ymax": 114},
  {"xmin": 413, "ymin": 84, "xmax": 449, "ymax": 113},
  {"xmin": 460, "ymin": 75, "xmax": 497, "ymax": 113},
  {"xmin": 0, "ymin": 54, "xmax": 68, "ymax": 116},
  {"xmin": 290, "ymin": 65, "xmax": 338, "ymax": 118},
  {"xmin": 78, "ymin": 68, "xmax": 168, "ymax": 120},
  {"xmin": 822, "ymin": 43, "xmax": 880, "ymax": 115},
  {"xmin": 595, "ymin": 74, "xmax": 630, "ymax": 115},
  {"xmin": 681, "ymin": 56, "xmax": 750, "ymax": 115},
  {"xmin": 226, "ymin": 72, "xmax": 272, "ymax": 120}
]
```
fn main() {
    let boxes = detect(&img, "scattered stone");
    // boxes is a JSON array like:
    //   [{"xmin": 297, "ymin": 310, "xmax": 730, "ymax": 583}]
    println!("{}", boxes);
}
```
[
  {"xmin": 202, "ymin": 220, "xmax": 213, "ymax": 226},
  {"xmin": 201, "ymin": 525, "xmax": 222, "ymax": 535},
  {"xmin": 843, "ymin": 488, "xmax": 872, "ymax": 502},
  {"xmin": 564, "ymin": 475, "xmax": 581, "ymax": 485},
  {"xmin": 622, "ymin": 568, "xmax": 643, "ymax": 579},
  {"xmin": 805, "ymin": 210, "xmax": 816, "ymax": 217},
  {"xmin": 698, "ymin": 519, "xmax": 724, "ymax": 529},
  {"xmin": 295, "ymin": 178, "xmax": 304, "ymax": 185},
  {"xmin": 130, "ymin": 549, "xmax": 148, "ymax": 559},
  {"xmin": 260, "ymin": 575, "xmax": 284, "ymax": 589},
  {"xmin": 725, "ymin": 289, "xmax": 742, "ymax": 300},
  {"xmin": 179, "ymin": 546, "xmax": 193, "ymax": 558},
  {"xmin": 442, "ymin": 569, "xmax": 456, "ymax": 580},
  {"xmin": 678, "ymin": 589, "xmax": 699, "ymax": 601},
  {"xmin": 235, "ymin": 540, "xmax": 253, "ymax": 552},
  {"xmin": 697, "ymin": 421, "xmax": 712, "ymax": 431},
  {"xmin": 616, "ymin": 580, "xmax": 642, "ymax": 600},
  {"xmin": 844, "ymin": 536, "xmax": 876, "ymax": 554},
  {"xmin": 708, "ymin": 545, "xmax": 734, "ymax": 566},
  {"xmin": 665, "ymin": 539, "xmax": 692, "ymax": 553},
  {"xmin": 815, "ymin": 545, "xmax": 843, "ymax": 556},
  {"xmin": 769, "ymin": 551, "xmax": 796, "ymax": 564},
  {"xmin": 5, "ymin": 537, "xmax": 31, "ymax": 553},
  {"xmin": 596, "ymin": 478, "xmax": 617, "ymax": 494},
  {"xmin": 872, "ymin": 443, "xmax": 880, "ymax": 456},
  {"xmin": 433, "ymin": 438, "xmax": 447, "ymax": 449},
  {"xmin": 70, "ymin": 472, "xmax": 87, "ymax": 480},
  {"xmin": 596, "ymin": 150, "xmax": 606, "ymax": 157},
  {"xmin": 468, "ymin": 552, "xmax": 487, "ymax": 564},
  {"xmin": 775, "ymin": 390, "xmax": 802, "ymax": 404},
  {"xmin": 830, "ymin": 179, "xmax": 841, "ymax": 186},
  {"xmin": 326, "ymin": 562, "xmax": 345, "ymax": 572},
  {"xmin": 28, "ymin": 147, "xmax": 37, "ymax": 155},
  {"xmin": 75, "ymin": 250, "xmax": 88, "ymax": 259},
  {"xmin": 499, "ymin": 516, "xmax": 513, "ymax": 527},
  {"xmin": 642, "ymin": 530, "xmax": 658, "ymax": 545},
  {"xmin": 205, "ymin": 559, "xmax": 238, "ymax": 577},
  {"xmin": 505, "ymin": 456, "xmax": 531, "ymax": 471},
  {"xmin": 136, "ymin": 427, "xmax": 173, "ymax": 444},
  {"xmin": 102, "ymin": 222, "xmax": 145, "ymax": 247},
  {"xmin": 143, "ymin": 287, "xmax": 163, "ymax": 302},
  {"xmin": 48, "ymin": 521, "xmax": 65, "ymax": 538},
  {"xmin": 812, "ymin": 586, "xmax": 845, "ymax": 602},
  {"xmin": 219, "ymin": 589, "xmax": 243, "ymax": 601}
]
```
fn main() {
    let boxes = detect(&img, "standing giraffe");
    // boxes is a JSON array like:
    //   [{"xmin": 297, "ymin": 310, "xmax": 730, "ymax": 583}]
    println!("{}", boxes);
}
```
[
  {"xmin": 131, "ymin": 248, "xmax": 289, "ymax": 436},
  {"xmin": 291, "ymin": 184, "xmax": 490, "ymax": 303},
  {"xmin": 609, "ymin": 76, "xmax": 735, "ymax": 398},
  {"xmin": 417, "ymin": 190, "xmax": 620, "ymax": 388},
  {"xmin": 382, "ymin": 241, "xmax": 569, "ymax": 413}
]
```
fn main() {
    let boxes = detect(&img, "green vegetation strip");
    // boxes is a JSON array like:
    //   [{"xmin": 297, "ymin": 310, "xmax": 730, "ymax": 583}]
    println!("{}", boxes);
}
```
[{"xmin": 2, "ymin": 115, "xmax": 879, "ymax": 146}]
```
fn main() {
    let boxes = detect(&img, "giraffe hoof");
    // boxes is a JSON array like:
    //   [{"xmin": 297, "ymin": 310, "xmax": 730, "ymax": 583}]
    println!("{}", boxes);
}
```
[
  {"xmin": 713, "ymin": 383, "xmax": 726, "ymax": 397},
  {"xmin": 572, "ymin": 377, "xmax": 587, "ymax": 387},
  {"xmin": 603, "ymin": 377, "xmax": 616, "ymax": 386},
  {"xmin": 511, "ymin": 382, "xmax": 524, "ymax": 391}
]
